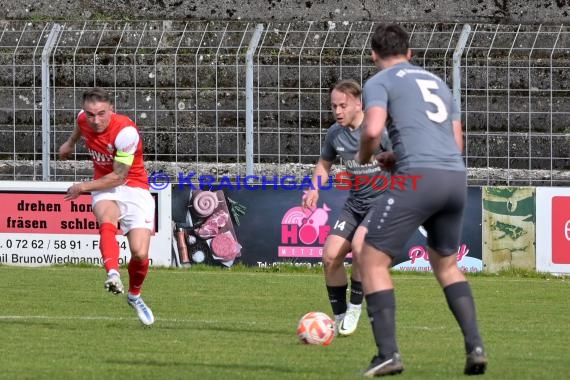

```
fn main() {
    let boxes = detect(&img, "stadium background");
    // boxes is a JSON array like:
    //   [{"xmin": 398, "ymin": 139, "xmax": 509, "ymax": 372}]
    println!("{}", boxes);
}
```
[
  {"xmin": 0, "ymin": 0, "xmax": 568, "ymax": 273},
  {"xmin": 0, "ymin": 5, "xmax": 569, "ymax": 380}
]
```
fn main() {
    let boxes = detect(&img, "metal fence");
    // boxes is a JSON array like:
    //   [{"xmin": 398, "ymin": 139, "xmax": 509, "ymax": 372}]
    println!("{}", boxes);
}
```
[
  {"xmin": 0, "ymin": 20, "xmax": 568, "ymax": 185},
  {"xmin": 462, "ymin": 24, "xmax": 569, "ymax": 185}
]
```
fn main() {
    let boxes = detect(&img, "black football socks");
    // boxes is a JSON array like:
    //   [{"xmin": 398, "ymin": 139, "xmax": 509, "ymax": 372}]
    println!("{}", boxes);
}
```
[
  {"xmin": 327, "ymin": 284, "xmax": 348, "ymax": 316},
  {"xmin": 366, "ymin": 289, "xmax": 399, "ymax": 360},
  {"xmin": 349, "ymin": 278, "xmax": 364, "ymax": 305},
  {"xmin": 444, "ymin": 281, "xmax": 485, "ymax": 353}
]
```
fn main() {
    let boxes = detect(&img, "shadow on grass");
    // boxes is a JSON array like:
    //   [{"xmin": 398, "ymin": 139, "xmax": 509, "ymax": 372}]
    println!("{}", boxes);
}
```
[
  {"xmin": 155, "ymin": 322, "xmax": 291, "ymax": 336},
  {"xmin": 106, "ymin": 358, "xmax": 306, "ymax": 374},
  {"xmin": 0, "ymin": 319, "xmax": 60, "ymax": 328}
]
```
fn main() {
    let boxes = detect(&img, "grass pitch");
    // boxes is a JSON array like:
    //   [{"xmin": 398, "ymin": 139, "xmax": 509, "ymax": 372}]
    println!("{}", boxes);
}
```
[{"xmin": 0, "ymin": 265, "xmax": 568, "ymax": 379}]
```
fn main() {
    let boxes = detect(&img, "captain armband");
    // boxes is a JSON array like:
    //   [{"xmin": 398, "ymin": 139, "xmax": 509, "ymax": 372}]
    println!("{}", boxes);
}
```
[{"xmin": 114, "ymin": 150, "xmax": 134, "ymax": 166}]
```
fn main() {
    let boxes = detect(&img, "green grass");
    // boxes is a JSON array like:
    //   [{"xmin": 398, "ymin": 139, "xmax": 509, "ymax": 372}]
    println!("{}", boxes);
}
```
[{"xmin": 0, "ymin": 265, "xmax": 568, "ymax": 379}]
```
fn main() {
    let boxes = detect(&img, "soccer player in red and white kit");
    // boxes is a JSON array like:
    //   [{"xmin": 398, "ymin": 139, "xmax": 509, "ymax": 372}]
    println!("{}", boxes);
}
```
[{"xmin": 59, "ymin": 87, "xmax": 155, "ymax": 326}]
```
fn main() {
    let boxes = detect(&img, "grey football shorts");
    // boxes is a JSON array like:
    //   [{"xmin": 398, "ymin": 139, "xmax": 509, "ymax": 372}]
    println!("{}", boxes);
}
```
[
  {"xmin": 364, "ymin": 167, "xmax": 467, "ymax": 257},
  {"xmin": 329, "ymin": 200, "xmax": 374, "ymax": 241}
]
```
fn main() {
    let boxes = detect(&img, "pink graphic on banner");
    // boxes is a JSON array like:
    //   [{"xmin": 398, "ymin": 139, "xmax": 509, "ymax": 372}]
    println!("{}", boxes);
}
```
[
  {"xmin": 393, "ymin": 243, "xmax": 479, "ymax": 273},
  {"xmin": 408, "ymin": 244, "xmax": 469, "ymax": 264},
  {"xmin": 298, "ymin": 204, "xmax": 331, "ymax": 244},
  {"xmin": 280, "ymin": 203, "xmax": 332, "ymax": 257},
  {"xmin": 281, "ymin": 206, "xmax": 312, "ymax": 226}
]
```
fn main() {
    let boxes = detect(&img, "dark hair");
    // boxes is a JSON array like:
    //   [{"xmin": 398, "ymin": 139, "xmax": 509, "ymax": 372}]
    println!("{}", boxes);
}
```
[
  {"xmin": 82, "ymin": 87, "xmax": 113, "ymax": 105},
  {"xmin": 370, "ymin": 23, "xmax": 409, "ymax": 59},
  {"xmin": 332, "ymin": 79, "xmax": 362, "ymax": 99}
]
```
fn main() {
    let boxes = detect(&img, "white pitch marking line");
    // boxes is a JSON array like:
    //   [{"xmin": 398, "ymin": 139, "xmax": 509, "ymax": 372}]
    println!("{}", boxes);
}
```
[{"xmin": 0, "ymin": 314, "xmax": 260, "ymax": 325}]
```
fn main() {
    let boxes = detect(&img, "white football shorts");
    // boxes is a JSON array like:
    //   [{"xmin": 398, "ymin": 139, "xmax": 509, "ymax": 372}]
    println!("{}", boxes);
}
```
[{"xmin": 92, "ymin": 185, "xmax": 155, "ymax": 234}]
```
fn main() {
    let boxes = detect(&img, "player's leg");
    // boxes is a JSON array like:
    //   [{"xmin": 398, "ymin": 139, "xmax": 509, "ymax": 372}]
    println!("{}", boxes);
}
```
[
  {"xmin": 425, "ymin": 171, "xmax": 486, "ymax": 374},
  {"xmin": 126, "ymin": 228, "xmax": 151, "ymax": 296},
  {"xmin": 360, "ymin": 242, "xmax": 403, "ymax": 377},
  {"xmin": 93, "ymin": 199, "xmax": 123, "ymax": 294},
  {"xmin": 323, "ymin": 206, "xmax": 360, "ymax": 330},
  {"xmin": 337, "ymin": 223, "xmax": 367, "ymax": 336},
  {"xmin": 125, "ymin": 228, "xmax": 154, "ymax": 325},
  {"xmin": 322, "ymin": 234, "xmax": 352, "ymax": 329},
  {"xmin": 361, "ymin": 182, "xmax": 432, "ymax": 376},
  {"xmin": 428, "ymin": 249, "xmax": 486, "ymax": 374},
  {"xmin": 121, "ymin": 187, "xmax": 156, "ymax": 326}
]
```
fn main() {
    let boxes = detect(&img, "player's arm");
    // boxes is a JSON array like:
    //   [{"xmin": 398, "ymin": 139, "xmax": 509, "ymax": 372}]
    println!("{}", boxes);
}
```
[
  {"xmin": 375, "ymin": 127, "xmax": 395, "ymax": 171},
  {"xmin": 356, "ymin": 106, "xmax": 387, "ymax": 164},
  {"xmin": 79, "ymin": 159, "xmax": 131, "ymax": 191},
  {"xmin": 311, "ymin": 158, "xmax": 333, "ymax": 188},
  {"xmin": 65, "ymin": 126, "xmax": 138, "ymax": 200},
  {"xmin": 304, "ymin": 127, "xmax": 337, "ymax": 209},
  {"xmin": 59, "ymin": 124, "xmax": 82, "ymax": 160},
  {"xmin": 452, "ymin": 120, "xmax": 464, "ymax": 153},
  {"xmin": 64, "ymin": 155, "xmax": 131, "ymax": 200},
  {"xmin": 303, "ymin": 158, "xmax": 333, "ymax": 209},
  {"xmin": 450, "ymin": 97, "xmax": 464, "ymax": 152}
]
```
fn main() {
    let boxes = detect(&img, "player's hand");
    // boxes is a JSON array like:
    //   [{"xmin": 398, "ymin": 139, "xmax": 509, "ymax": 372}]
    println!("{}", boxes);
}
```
[
  {"xmin": 376, "ymin": 151, "xmax": 396, "ymax": 172},
  {"xmin": 302, "ymin": 189, "xmax": 319, "ymax": 210},
  {"xmin": 64, "ymin": 182, "xmax": 84, "ymax": 201},
  {"xmin": 58, "ymin": 141, "xmax": 74, "ymax": 160}
]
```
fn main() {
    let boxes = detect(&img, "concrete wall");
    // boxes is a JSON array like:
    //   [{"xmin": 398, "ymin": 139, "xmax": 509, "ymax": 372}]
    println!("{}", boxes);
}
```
[
  {"xmin": 1, "ymin": 0, "xmax": 569, "ymax": 24},
  {"xmin": 0, "ymin": 1, "xmax": 568, "ymax": 183},
  {"xmin": 0, "ymin": 18, "xmax": 567, "ymax": 173}
]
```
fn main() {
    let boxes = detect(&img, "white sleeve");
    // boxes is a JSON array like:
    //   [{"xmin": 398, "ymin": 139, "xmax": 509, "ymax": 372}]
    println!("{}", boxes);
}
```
[{"xmin": 114, "ymin": 126, "xmax": 139, "ymax": 154}]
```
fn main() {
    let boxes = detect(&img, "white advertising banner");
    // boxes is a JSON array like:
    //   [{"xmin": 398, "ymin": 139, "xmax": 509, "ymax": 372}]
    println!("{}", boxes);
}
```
[
  {"xmin": 0, "ymin": 181, "xmax": 172, "ymax": 267},
  {"xmin": 536, "ymin": 187, "xmax": 570, "ymax": 274}
]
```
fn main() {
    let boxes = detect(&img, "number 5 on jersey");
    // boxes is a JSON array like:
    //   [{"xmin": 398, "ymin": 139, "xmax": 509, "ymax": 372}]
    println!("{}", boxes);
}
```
[{"xmin": 415, "ymin": 79, "xmax": 448, "ymax": 123}]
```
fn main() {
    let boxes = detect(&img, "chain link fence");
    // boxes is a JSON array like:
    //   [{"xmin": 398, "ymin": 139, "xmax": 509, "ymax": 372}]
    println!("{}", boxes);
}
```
[{"xmin": 0, "ymin": 20, "xmax": 568, "ymax": 185}]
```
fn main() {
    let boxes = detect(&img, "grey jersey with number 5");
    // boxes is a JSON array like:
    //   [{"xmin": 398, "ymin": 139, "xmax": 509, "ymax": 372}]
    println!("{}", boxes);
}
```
[{"xmin": 363, "ymin": 62, "xmax": 465, "ymax": 171}]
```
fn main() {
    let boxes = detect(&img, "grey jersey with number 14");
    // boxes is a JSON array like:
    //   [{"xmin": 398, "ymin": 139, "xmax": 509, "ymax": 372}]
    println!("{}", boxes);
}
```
[
  {"xmin": 363, "ymin": 61, "xmax": 465, "ymax": 171},
  {"xmin": 321, "ymin": 123, "xmax": 391, "ymax": 208}
]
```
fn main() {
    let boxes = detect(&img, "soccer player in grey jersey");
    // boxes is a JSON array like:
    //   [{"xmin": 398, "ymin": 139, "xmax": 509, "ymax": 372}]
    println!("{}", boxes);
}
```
[
  {"xmin": 303, "ymin": 79, "xmax": 391, "ymax": 337},
  {"xmin": 355, "ymin": 24, "xmax": 487, "ymax": 376}
]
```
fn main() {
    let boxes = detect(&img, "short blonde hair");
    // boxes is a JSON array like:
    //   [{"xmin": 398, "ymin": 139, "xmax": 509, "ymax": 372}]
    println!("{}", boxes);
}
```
[{"xmin": 332, "ymin": 79, "xmax": 362, "ymax": 99}]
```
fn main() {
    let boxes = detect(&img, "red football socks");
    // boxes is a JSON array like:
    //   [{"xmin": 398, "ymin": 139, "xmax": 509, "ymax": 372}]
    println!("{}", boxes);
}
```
[
  {"xmin": 128, "ymin": 258, "xmax": 149, "ymax": 296},
  {"xmin": 99, "ymin": 223, "xmax": 119, "ymax": 273}
]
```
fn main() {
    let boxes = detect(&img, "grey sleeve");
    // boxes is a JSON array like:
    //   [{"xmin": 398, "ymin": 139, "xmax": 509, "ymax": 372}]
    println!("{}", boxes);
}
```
[
  {"xmin": 363, "ymin": 77, "xmax": 389, "ymax": 111},
  {"xmin": 320, "ymin": 127, "xmax": 337, "ymax": 161}
]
